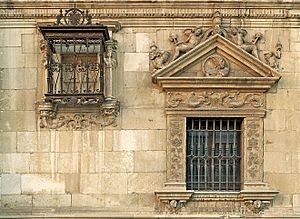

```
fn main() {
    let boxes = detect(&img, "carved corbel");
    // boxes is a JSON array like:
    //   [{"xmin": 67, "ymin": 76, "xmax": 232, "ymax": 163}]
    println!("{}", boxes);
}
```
[
  {"xmin": 243, "ymin": 200, "xmax": 271, "ymax": 215},
  {"xmin": 100, "ymin": 97, "xmax": 120, "ymax": 127},
  {"xmin": 36, "ymin": 99, "xmax": 59, "ymax": 129}
]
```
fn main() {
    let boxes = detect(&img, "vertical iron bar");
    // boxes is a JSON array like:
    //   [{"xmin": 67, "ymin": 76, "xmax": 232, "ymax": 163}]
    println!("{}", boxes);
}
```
[
  {"xmin": 219, "ymin": 119, "xmax": 222, "ymax": 190},
  {"xmin": 100, "ymin": 37, "xmax": 104, "ymax": 95},
  {"xmin": 204, "ymin": 119, "xmax": 208, "ymax": 190},
  {"xmin": 191, "ymin": 119, "xmax": 194, "ymax": 189},
  {"xmin": 233, "ymin": 119, "xmax": 237, "ymax": 191},
  {"xmin": 47, "ymin": 39, "xmax": 53, "ymax": 94},
  {"xmin": 73, "ymin": 38, "xmax": 76, "ymax": 93},
  {"xmin": 60, "ymin": 38, "xmax": 63, "ymax": 94},
  {"xmin": 197, "ymin": 119, "xmax": 201, "ymax": 190},
  {"xmin": 226, "ymin": 119, "xmax": 229, "ymax": 190},
  {"xmin": 211, "ymin": 119, "xmax": 215, "ymax": 190}
]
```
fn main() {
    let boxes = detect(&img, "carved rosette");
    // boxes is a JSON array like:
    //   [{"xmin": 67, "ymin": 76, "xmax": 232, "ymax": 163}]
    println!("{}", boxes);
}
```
[
  {"xmin": 166, "ymin": 91, "xmax": 264, "ymax": 110},
  {"xmin": 244, "ymin": 118, "xmax": 263, "ymax": 181},
  {"xmin": 167, "ymin": 118, "xmax": 185, "ymax": 181}
]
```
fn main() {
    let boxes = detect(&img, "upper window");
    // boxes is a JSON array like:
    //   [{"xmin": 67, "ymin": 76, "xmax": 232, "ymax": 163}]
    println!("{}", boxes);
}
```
[
  {"xmin": 186, "ymin": 118, "xmax": 242, "ymax": 191},
  {"xmin": 39, "ymin": 8, "xmax": 109, "ymax": 104}
]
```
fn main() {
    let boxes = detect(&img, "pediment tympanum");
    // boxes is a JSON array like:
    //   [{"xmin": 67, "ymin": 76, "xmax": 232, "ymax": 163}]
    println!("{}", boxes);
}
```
[{"xmin": 151, "ymin": 34, "xmax": 281, "ymax": 92}]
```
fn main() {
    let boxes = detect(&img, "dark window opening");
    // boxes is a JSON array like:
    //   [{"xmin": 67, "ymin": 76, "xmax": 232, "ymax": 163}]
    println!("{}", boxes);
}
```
[{"xmin": 186, "ymin": 118, "xmax": 242, "ymax": 191}]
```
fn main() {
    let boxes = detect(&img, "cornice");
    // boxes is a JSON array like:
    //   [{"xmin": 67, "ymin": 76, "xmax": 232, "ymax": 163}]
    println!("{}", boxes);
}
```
[{"xmin": 0, "ymin": 1, "xmax": 299, "ymax": 27}]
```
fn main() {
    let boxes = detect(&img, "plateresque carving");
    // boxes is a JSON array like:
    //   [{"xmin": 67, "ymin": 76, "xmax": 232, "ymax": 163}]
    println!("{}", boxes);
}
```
[
  {"xmin": 246, "ymin": 120, "xmax": 263, "ymax": 180},
  {"xmin": 244, "ymin": 200, "xmax": 270, "ymax": 214},
  {"xmin": 167, "ymin": 91, "xmax": 264, "ymax": 109},
  {"xmin": 264, "ymin": 41, "xmax": 283, "ymax": 70},
  {"xmin": 168, "ymin": 120, "xmax": 184, "ymax": 180},
  {"xmin": 149, "ymin": 11, "xmax": 280, "ymax": 71},
  {"xmin": 149, "ymin": 43, "xmax": 171, "ymax": 70}
]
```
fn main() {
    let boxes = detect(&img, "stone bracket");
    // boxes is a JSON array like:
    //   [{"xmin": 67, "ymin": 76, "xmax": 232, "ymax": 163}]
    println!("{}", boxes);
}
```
[{"xmin": 36, "ymin": 96, "xmax": 120, "ymax": 130}]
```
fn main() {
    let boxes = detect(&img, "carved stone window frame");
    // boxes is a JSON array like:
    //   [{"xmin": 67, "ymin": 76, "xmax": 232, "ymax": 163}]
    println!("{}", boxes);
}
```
[{"xmin": 151, "ymin": 31, "xmax": 282, "ymax": 214}]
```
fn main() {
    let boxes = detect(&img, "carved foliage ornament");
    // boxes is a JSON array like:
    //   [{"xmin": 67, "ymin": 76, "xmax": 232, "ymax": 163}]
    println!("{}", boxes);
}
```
[
  {"xmin": 246, "ymin": 120, "xmax": 263, "ymax": 180},
  {"xmin": 150, "ymin": 11, "xmax": 282, "ymax": 71},
  {"xmin": 167, "ymin": 91, "xmax": 264, "ymax": 109},
  {"xmin": 168, "ymin": 120, "xmax": 184, "ymax": 180}
]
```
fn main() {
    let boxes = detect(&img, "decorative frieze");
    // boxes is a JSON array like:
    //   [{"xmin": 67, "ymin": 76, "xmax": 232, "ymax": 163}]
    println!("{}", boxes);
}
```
[
  {"xmin": 167, "ymin": 91, "xmax": 264, "ymax": 110},
  {"xmin": 244, "ymin": 200, "xmax": 271, "ymax": 215}
]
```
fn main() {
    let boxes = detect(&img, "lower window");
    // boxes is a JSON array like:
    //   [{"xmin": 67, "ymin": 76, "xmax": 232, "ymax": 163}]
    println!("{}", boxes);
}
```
[{"xmin": 186, "ymin": 118, "xmax": 242, "ymax": 191}]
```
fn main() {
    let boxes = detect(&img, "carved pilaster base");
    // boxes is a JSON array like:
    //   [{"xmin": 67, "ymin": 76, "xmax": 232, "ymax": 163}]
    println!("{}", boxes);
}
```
[
  {"xmin": 155, "ymin": 182, "xmax": 193, "ymax": 214},
  {"xmin": 240, "ymin": 182, "xmax": 278, "ymax": 215}
]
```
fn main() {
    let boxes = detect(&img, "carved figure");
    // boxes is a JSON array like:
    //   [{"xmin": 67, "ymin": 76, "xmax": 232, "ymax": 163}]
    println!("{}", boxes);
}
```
[
  {"xmin": 149, "ymin": 43, "xmax": 171, "ymax": 70},
  {"xmin": 264, "ymin": 42, "xmax": 282, "ymax": 70},
  {"xmin": 237, "ymin": 31, "xmax": 263, "ymax": 58},
  {"xmin": 169, "ymin": 26, "xmax": 203, "ymax": 60}
]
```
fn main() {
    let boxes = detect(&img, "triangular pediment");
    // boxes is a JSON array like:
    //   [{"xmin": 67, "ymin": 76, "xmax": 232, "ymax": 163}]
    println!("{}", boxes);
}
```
[{"xmin": 152, "ymin": 34, "xmax": 281, "ymax": 91}]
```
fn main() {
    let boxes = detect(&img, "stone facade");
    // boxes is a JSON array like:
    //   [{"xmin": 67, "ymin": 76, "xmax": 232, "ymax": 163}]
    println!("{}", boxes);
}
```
[{"xmin": 0, "ymin": 0, "xmax": 300, "ymax": 218}]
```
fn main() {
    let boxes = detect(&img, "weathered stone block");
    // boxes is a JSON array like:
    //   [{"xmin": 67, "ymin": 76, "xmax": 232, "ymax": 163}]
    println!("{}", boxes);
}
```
[
  {"xmin": 79, "ymin": 173, "xmax": 101, "ymax": 194},
  {"xmin": 0, "ymin": 28, "xmax": 33, "ymax": 47},
  {"xmin": 57, "ymin": 153, "xmax": 79, "ymax": 173},
  {"xmin": 265, "ymin": 131, "xmax": 297, "ymax": 152},
  {"xmin": 0, "ymin": 48, "xmax": 25, "ymax": 68},
  {"xmin": 103, "ymin": 152, "xmax": 134, "ymax": 173},
  {"xmin": 103, "ymin": 194, "xmax": 139, "ymax": 208},
  {"xmin": 82, "ymin": 131, "xmax": 99, "ymax": 152},
  {"xmin": 265, "ymin": 151, "xmax": 292, "ymax": 173},
  {"xmin": 123, "ymin": 33, "xmax": 136, "ymax": 53},
  {"xmin": 134, "ymin": 151, "xmax": 166, "ymax": 172},
  {"xmin": 0, "ymin": 90, "xmax": 36, "ymax": 111},
  {"xmin": 265, "ymin": 173, "xmax": 297, "ymax": 194},
  {"xmin": 264, "ymin": 110, "xmax": 286, "ymax": 131},
  {"xmin": 121, "ymin": 108, "xmax": 166, "ymax": 129},
  {"xmin": 1, "ymin": 174, "xmax": 21, "ymax": 195},
  {"xmin": 21, "ymin": 174, "xmax": 65, "ymax": 194},
  {"xmin": 136, "ymin": 32, "xmax": 156, "ymax": 53},
  {"xmin": 64, "ymin": 173, "xmax": 80, "ymax": 193},
  {"xmin": 29, "ymin": 153, "xmax": 53, "ymax": 173},
  {"xmin": 72, "ymin": 194, "xmax": 104, "ymax": 207},
  {"xmin": 286, "ymin": 111, "xmax": 300, "ymax": 131},
  {"xmin": 128, "ymin": 173, "xmax": 165, "ymax": 193},
  {"xmin": 21, "ymin": 34, "xmax": 38, "ymax": 54},
  {"xmin": 0, "ymin": 132, "xmax": 17, "ymax": 153},
  {"xmin": 293, "ymin": 194, "xmax": 300, "ymax": 211},
  {"xmin": 1, "ymin": 195, "xmax": 32, "ymax": 208},
  {"xmin": 0, "ymin": 111, "xmax": 36, "ymax": 132},
  {"xmin": 0, "ymin": 68, "xmax": 37, "ymax": 90},
  {"xmin": 24, "ymin": 53, "xmax": 38, "ymax": 68},
  {"xmin": 124, "ymin": 53, "xmax": 149, "ymax": 72},
  {"xmin": 57, "ymin": 131, "xmax": 74, "ymax": 152},
  {"xmin": 37, "ymin": 131, "xmax": 51, "ymax": 152},
  {"xmin": 17, "ymin": 132, "xmax": 37, "ymax": 152},
  {"xmin": 2, "ymin": 153, "xmax": 30, "ymax": 173},
  {"xmin": 113, "ymin": 130, "xmax": 166, "ymax": 151},
  {"xmin": 101, "ymin": 173, "xmax": 127, "ymax": 194},
  {"xmin": 33, "ymin": 194, "xmax": 71, "ymax": 207},
  {"xmin": 80, "ymin": 152, "xmax": 96, "ymax": 173}
]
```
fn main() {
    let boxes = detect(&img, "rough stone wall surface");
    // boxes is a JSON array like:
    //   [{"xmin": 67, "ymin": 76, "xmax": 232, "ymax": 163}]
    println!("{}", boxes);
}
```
[{"xmin": 0, "ymin": 0, "xmax": 300, "ymax": 218}]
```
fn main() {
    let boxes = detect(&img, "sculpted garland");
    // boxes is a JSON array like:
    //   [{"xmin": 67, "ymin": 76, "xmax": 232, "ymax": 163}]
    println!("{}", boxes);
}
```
[{"xmin": 150, "ymin": 11, "xmax": 282, "ymax": 72}]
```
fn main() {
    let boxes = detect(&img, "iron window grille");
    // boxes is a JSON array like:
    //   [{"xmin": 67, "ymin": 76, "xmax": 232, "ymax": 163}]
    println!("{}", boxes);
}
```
[
  {"xmin": 39, "ymin": 8, "xmax": 110, "ymax": 104},
  {"xmin": 186, "ymin": 118, "xmax": 242, "ymax": 191}
]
